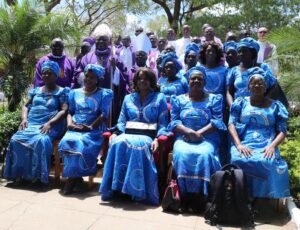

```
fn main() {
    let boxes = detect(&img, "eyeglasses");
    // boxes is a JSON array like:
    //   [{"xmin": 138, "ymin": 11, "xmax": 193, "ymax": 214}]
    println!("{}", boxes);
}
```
[{"xmin": 258, "ymin": 31, "xmax": 268, "ymax": 34}]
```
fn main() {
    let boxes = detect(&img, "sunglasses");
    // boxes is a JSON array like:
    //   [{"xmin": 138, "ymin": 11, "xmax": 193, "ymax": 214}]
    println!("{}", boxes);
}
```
[{"xmin": 258, "ymin": 31, "xmax": 268, "ymax": 34}]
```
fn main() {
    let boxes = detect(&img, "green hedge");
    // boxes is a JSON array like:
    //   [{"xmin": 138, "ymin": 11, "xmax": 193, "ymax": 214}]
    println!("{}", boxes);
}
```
[
  {"xmin": 280, "ymin": 116, "xmax": 300, "ymax": 199},
  {"xmin": 0, "ymin": 109, "xmax": 20, "ymax": 154}
]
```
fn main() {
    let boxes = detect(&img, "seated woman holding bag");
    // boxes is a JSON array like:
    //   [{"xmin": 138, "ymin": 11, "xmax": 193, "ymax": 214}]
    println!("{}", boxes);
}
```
[
  {"xmin": 4, "ymin": 61, "xmax": 68, "ymax": 185},
  {"xmin": 58, "ymin": 64, "xmax": 113, "ymax": 195},
  {"xmin": 168, "ymin": 66, "xmax": 227, "ymax": 212},
  {"xmin": 228, "ymin": 72, "xmax": 290, "ymax": 199},
  {"xmin": 100, "ymin": 67, "xmax": 169, "ymax": 206}
]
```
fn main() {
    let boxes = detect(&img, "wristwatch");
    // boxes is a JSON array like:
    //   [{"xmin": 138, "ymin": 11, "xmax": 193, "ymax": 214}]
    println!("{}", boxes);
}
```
[{"xmin": 88, "ymin": 125, "xmax": 93, "ymax": 131}]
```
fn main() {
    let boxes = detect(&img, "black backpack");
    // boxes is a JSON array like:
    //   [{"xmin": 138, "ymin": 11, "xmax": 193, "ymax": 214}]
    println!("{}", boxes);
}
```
[{"xmin": 204, "ymin": 164, "xmax": 254, "ymax": 227}]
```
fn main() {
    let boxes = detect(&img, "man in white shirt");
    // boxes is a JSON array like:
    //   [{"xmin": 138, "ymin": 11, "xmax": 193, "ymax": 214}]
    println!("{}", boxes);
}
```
[
  {"xmin": 257, "ymin": 27, "xmax": 279, "ymax": 76},
  {"xmin": 176, "ymin": 25, "xmax": 192, "ymax": 58},
  {"xmin": 118, "ymin": 35, "xmax": 135, "ymax": 71}
]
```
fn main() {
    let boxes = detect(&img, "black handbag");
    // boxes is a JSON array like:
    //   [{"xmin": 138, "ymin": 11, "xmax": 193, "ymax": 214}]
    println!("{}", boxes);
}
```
[{"xmin": 125, "ymin": 121, "xmax": 157, "ymax": 138}]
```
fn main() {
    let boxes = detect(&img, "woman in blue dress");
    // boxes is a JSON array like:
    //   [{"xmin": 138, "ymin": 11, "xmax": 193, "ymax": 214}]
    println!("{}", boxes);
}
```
[
  {"xmin": 4, "ymin": 61, "xmax": 68, "ymax": 184},
  {"xmin": 178, "ymin": 43, "xmax": 200, "ymax": 80},
  {"xmin": 223, "ymin": 41, "xmax": 239, "ymax": 71},
  {"xmin": 158, "ymin": 52, "xmax": 188, "ymax": 102},
  {"xmin": 169, "ymin": 66, "xmax": 226, "ymax": 212},
  {"xmin": 228, "ymin": 73, "xmax": 290, "ymax": 199},
  {"xmin": 58, "ymin": 64, "xmax": 113, "ymax": 195},
  {"xmin": 199, "ymin": 41, "xmax": 227, "ymax": 100},
  {"xmin": 226, "ymin": 37, "xmax": 277, "ymax": 107},
  {"xmin": 100, "ymin": 68, "xmax": 169, "ymax": 206}
]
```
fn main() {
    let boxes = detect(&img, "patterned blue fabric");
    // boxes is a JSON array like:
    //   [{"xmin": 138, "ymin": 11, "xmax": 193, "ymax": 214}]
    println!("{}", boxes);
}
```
[
  {"xmin": 203, "ymin": 65, "xmax": 227, "ymax": 99},
  {"xmin": 41, "ymin": 60, "xmax": 60, "ymax": 79},
  {"xmin": 169, "ymin": 94, "xmax": 226, "ymax": 196},
  {"xmin": 100, "ymin": 92, "xmax": 169, "ymax": 205},
  {"xmin": 58, "ymin": 88, "xmax": 113, "ymax": 177},
  {"xmin": 4, "ymin": 87, "xmax": 69, "ymax": 183},
  {"xmin": 238, "ymin": 37, "xmax": 260, "ymax": 53},
  {"xmin": 224, "ymin": 41, "xmax": 238, "ymax": 53},
  {"xmin": 158, "ymin": 76, "xmax": 189, "ymax": 102},
  {"xmin": 226, "ymin": 64, "xmax": 277, "ymax": 99},
  {"xmin": 229, "ymin": 97, "xmax": 290, "ymax": 198},
  {"xmin": 84, "ymin": 64, "xmax": 105, "ymax": 80}
]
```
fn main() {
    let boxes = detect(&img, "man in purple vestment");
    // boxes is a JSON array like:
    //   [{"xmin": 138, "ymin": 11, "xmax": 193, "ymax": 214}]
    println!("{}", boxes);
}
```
[
  {"xmin": 75, "ymin": 32, "xmax": 129, "ymax": 125},
  {"xmin": 33, "ymin": 38, "xmax": 75, "ymax": 88}
]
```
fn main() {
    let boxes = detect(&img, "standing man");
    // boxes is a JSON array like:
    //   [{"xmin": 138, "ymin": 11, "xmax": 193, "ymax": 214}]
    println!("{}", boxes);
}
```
[
  {"xmin": 116, "ymin": 35, "xmax": 135, "ymax": 71},
  {"xmin": 75, "ymin": 24, "xmax": 129, "ymax": 125},
  {"xmin": 176, "ymin": 25, "xmax": 192, "ymax": 58},
  {"xmin": 33, "ymin": 38, "xmax": 75, "ymax": 88},
  {"xmin": 257, "ymin": 27, "xmax": 279, "ymax": 76}
]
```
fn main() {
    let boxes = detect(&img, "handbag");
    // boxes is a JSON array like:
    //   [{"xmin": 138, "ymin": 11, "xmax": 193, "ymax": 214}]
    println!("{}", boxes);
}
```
[
  {"xmin": 125, "ymin": 121, "xmax": 157, "ymax": 138},
  {"xmin": 161, "ymin": 162, "xmax": 181, "ymax": 212}
]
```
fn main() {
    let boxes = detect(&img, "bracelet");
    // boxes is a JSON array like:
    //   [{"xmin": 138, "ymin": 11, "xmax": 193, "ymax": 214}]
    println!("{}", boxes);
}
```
[{"xmin": 88, "ymin": 125, "xmax": 93, "ymax": 131}]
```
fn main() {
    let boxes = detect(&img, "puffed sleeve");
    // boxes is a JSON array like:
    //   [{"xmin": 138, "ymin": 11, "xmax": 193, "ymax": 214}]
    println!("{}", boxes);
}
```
[
  {"xmin": 226, "ymin": 66, "xmax": 236, "ymax": 86},
  {"xmin": 168, "ymin": 95, "xmax": 183, "ymax": 131},
  {"xmin": 58, "ymin": 87, "xmax": 70, "ymax": 105},
  {"xmin": 68, "ymin": 90, "xmax": 76, "ymax": 115},
  {"xmin": 275, "ymin": 100, "xmax": 288, "ymax": 134},
  {"xmin": 28, "ymin": 87, "xmax": 37, "ymax": 100},
  {"xmin": 116, "ymin": 95, "xmax": 129, "ymax": 133},
  {"xmin": 210, "ymin": 94, "xmax": 227, "ymax": 131},
  {"xmin": 228, "ymin": 97, "xmax": 247, "ymax": 136},
  {"xmin": 156, "ymin": 93, "xmax": 169, "ymax": 137},
  {"xmin": 101, "ymin": 89, "xmax": 113, "ymax": 119},
  {"xmin": 182, "ymin": 77, "xmax": 189, "ymax": 94}
]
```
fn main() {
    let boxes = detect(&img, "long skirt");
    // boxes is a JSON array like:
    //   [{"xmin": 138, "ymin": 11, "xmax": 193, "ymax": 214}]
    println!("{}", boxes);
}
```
[
  {"xmin": 231, "ymin": 147, "xmax": 290, "ymax": 198},
  {"xmin": 173, "ymin": 137, "xmax": 221, "ymax": 197},
  {"xmin": 58, "ymin": 130, "xmax": 103, "ymax": 177},
  {"xmin": 100, "ymin": 134, "xmax": 159, "ymax": 206}
]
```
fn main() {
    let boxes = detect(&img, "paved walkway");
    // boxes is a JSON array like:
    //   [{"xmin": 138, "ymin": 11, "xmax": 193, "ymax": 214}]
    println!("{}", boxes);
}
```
[{"xmin": 0, "ymin": 177, "xmax": 296, "ymax": 230}]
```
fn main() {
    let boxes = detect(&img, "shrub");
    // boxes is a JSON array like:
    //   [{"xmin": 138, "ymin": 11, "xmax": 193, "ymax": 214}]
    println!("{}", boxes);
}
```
[
  {"xmin": 280, "ymin": 117, "xmax": 300, "ymax": 199},
  {"xmin": 0, "ymin": 109, "xmax": 20, "ymax": 155}
]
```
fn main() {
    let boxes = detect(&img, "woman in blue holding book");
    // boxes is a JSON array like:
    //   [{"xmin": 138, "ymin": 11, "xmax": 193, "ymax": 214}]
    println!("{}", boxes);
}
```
[{"xmin": 100, "ymin": 68, "xmax": 169, "ymax": 205}]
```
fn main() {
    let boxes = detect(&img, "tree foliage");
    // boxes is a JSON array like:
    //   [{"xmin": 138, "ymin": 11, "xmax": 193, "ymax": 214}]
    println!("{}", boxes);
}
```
[{"xmin": 0, "ymin": 0, "xmax": 79, "ymax": 111}]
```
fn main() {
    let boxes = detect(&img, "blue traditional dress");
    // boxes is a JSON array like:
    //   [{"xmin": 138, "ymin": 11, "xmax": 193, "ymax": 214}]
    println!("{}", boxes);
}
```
[
  {"xmin": 203, "ymin": 65, "xmax": 227, "ymax": 99},
  {"xmin": 158, "ymin": 76, "xmax": 189, "ymax": 102},
  {"xmin": 100, "ymin": 92, "xmax": 169, "ymax": 205},
  {"xmin": 229, "ymin": 97, "xmax": 290, "ymax": 198},
  {"xmin": 4, "ymin": 87, "xmax": 68, "ymax": 183},
  {"xmin": 169, "ymin": 94, "xmax": 226, "ymax": 196},
  {"xmin": 226, "ymin": 64, "xmax": 277, "ymax": 100},
  {"xmin": 58, "ymin": 88, "xmax": 113, "ymax": 177}
]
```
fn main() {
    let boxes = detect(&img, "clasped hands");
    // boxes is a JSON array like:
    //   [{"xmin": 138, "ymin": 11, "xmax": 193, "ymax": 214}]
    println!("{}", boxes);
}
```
[
  {"xmin": 183, "ymin": 129, "xmax": 203, "ymax": 143},
  {"xmin": 237, "ymin": 144, "xmax": 275, "ymax": 159},
  {"xmin": 68, "ymin": 122, "xmax": 92, "ymax": 132}
]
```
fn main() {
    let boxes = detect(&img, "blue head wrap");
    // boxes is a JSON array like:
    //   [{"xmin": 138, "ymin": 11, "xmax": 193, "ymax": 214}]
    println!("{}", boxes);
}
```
[
  {"xmin": 223, "ymin": 41, "xmax": 238, "ymax": 53},
  {"xmin": 185, "ymin": 66, "xmax": 206, "ymax": 82},
  {"xmin": 161, "ymin": 52, "xmax": 182, "ymax": 74},
  {"xmin": 185, "ymin": 43, "xmax": 200, "ymax": 57},
  {"xmin": 237, "ymin": 37, "xmax": 260, "ymax": 53},
  {"xmin": 84, "ymin": 64, "xmax": 105, "ymax": 79},
  {"xmin": 248, "ymin": 67, "xmax": 267, "ymax": 86},
  {"xmin": 41, "ymin": 61, "xmax": 60, "ymax": 79}
]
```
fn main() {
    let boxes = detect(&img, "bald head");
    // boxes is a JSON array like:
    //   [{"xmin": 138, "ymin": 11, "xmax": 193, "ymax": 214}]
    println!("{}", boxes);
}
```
[{"xmin": 51, "ymin": 38, "xmax": 64, "ymax": 56}]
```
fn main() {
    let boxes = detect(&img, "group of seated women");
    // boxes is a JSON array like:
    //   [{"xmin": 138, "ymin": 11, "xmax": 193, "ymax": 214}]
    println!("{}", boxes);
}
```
[{"xmin": 4, "ymin": 37, "xmax": 290, "ymax": 212}]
